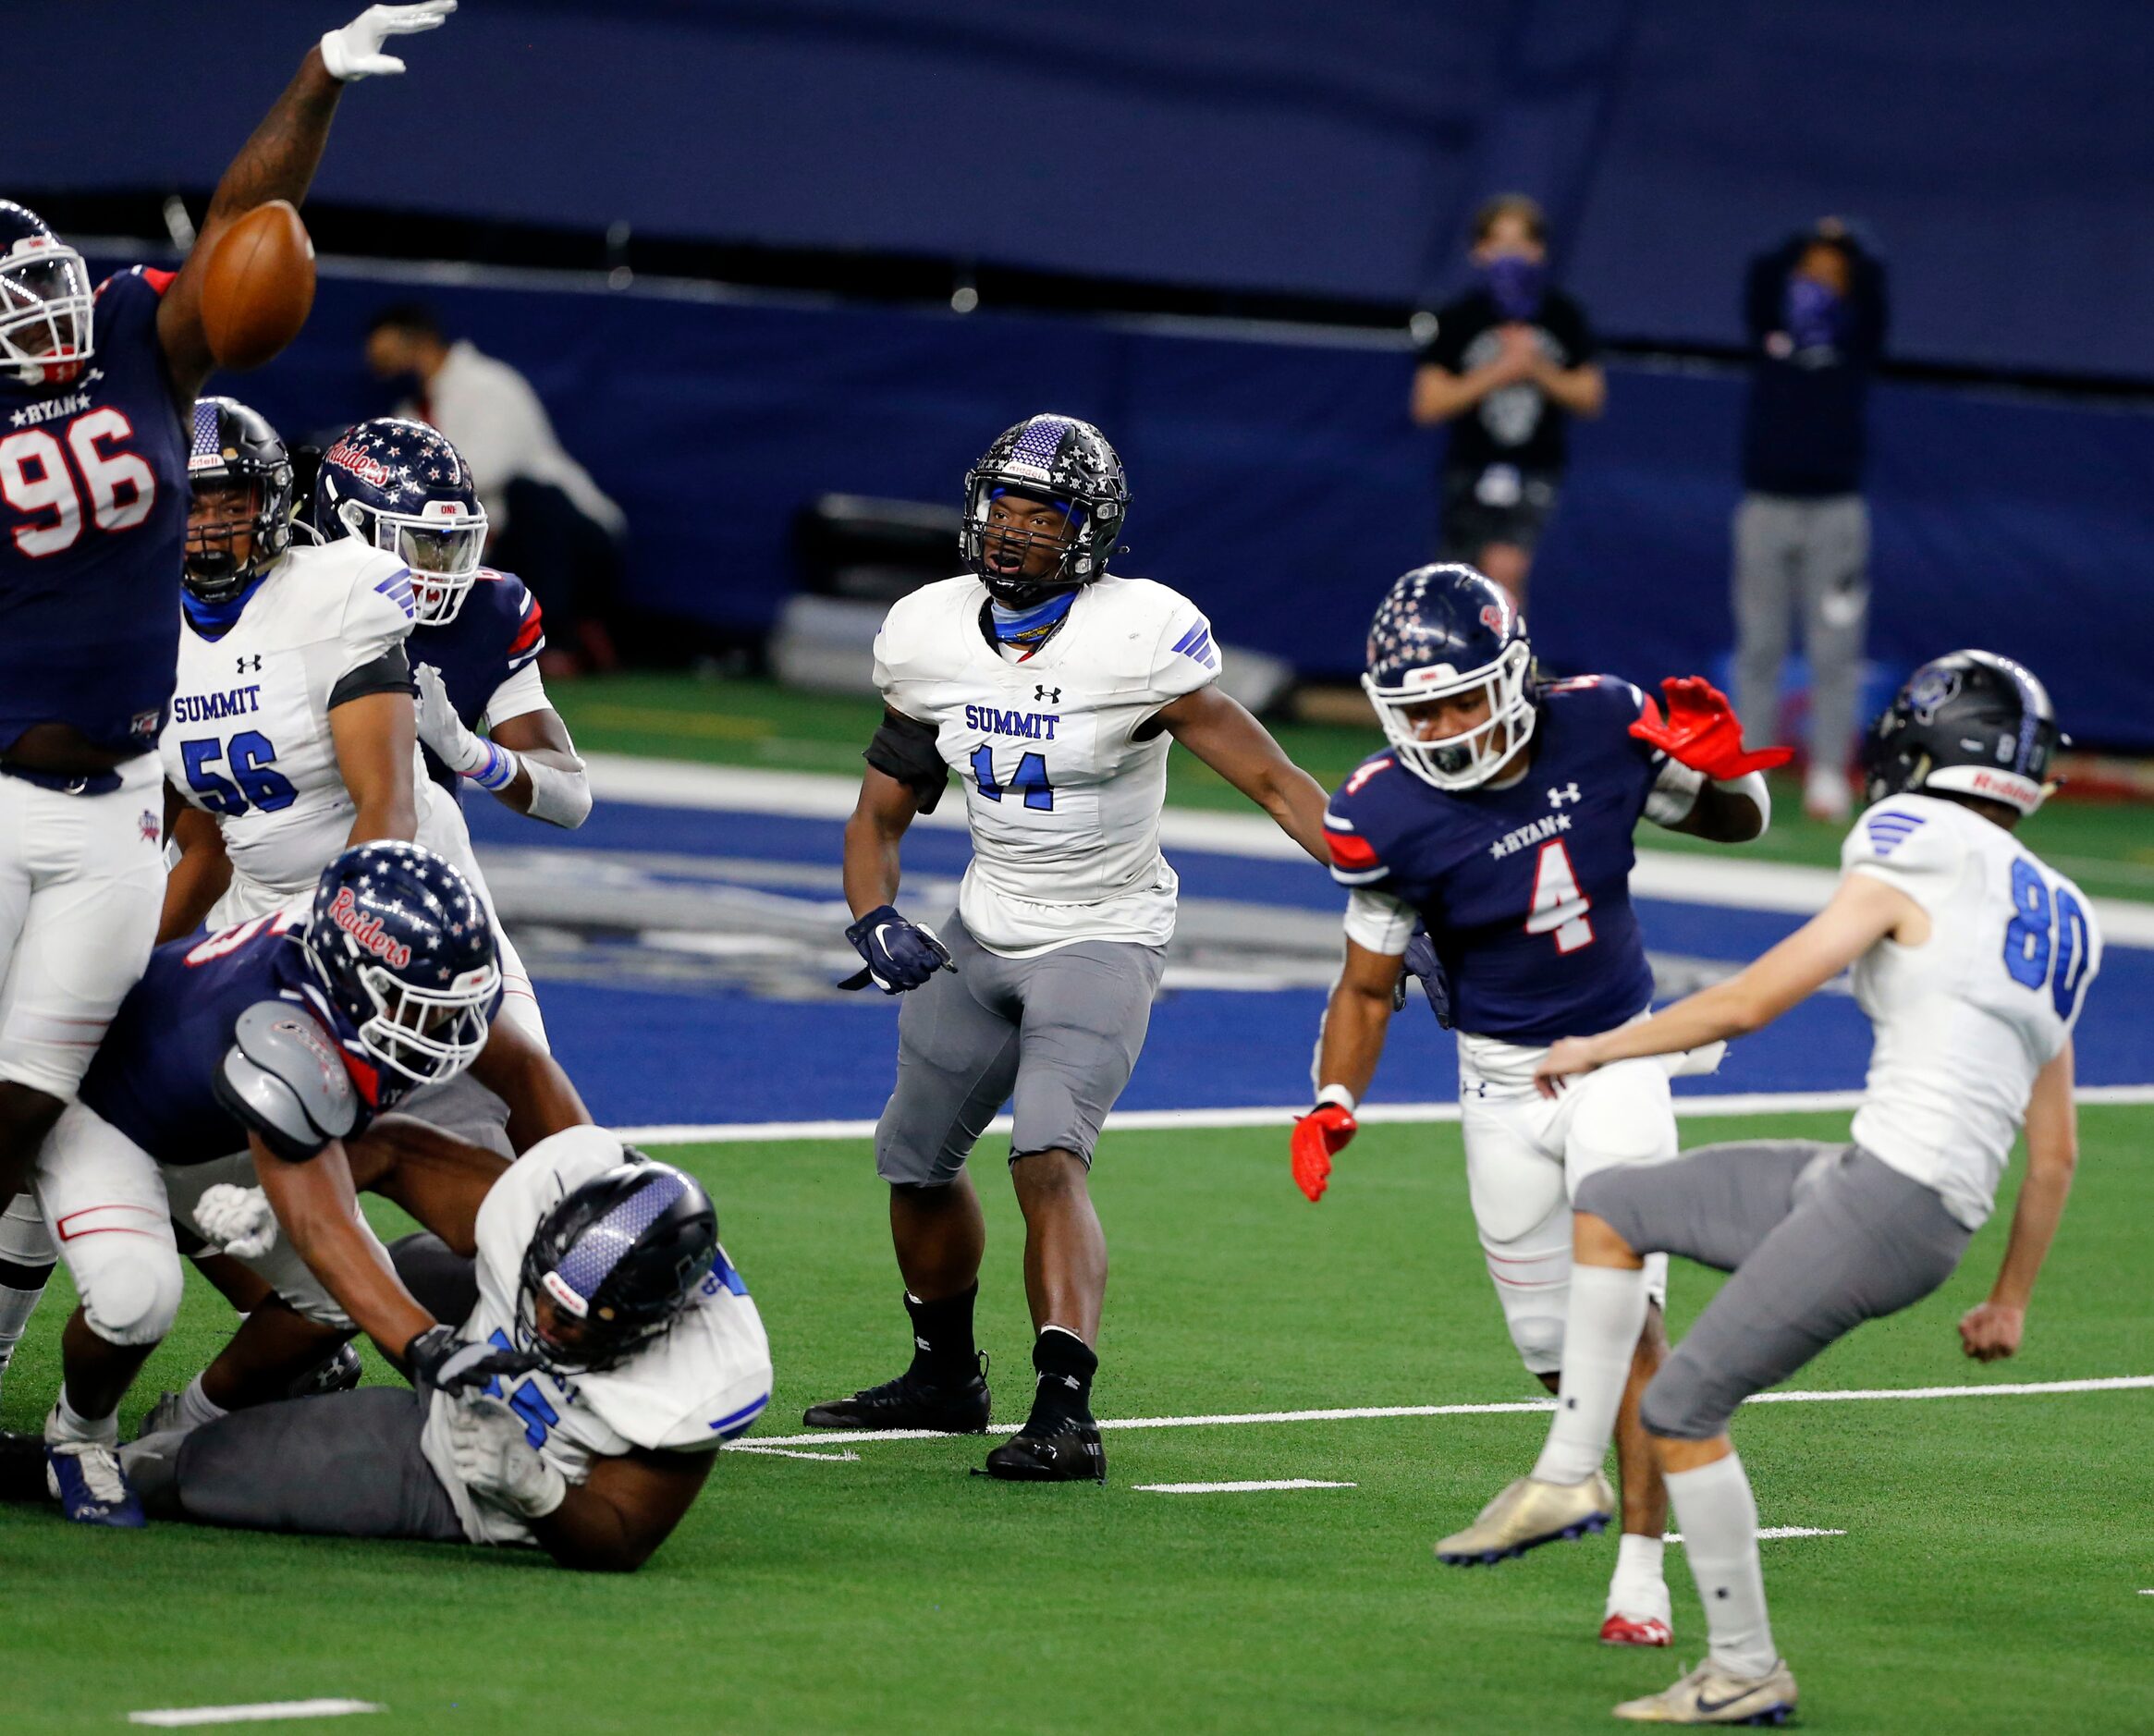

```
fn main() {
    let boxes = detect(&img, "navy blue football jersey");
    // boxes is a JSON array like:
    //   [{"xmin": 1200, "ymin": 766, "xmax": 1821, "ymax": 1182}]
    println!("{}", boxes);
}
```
[
  {"xmin": 78, "ymin": 913, "xmax": 404, "ymax": 1168},
  {"xmin": 411, "ymin": 566, "xmax": 545, "ymax": 794},
  {"xmin": 0, "ymin": 267, "xmax": 190, "ymax": 756},
  {"xmin": 1326, "ymin": 677, "xmax": 1664, "ymax": 1045}
]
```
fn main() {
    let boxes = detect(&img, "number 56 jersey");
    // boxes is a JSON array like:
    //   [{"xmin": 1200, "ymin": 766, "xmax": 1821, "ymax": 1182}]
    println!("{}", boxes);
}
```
[
  {"xmin": 874, "ymin": 574, "xmax": 1220, "ymax": 956},
  {"xmin": 1841, "ymin": 793, "xmax": 2101, "ymax": 1229},
  {"xmin": 161, "ymin": 539, "xmax": 418, "ymax": 908}
]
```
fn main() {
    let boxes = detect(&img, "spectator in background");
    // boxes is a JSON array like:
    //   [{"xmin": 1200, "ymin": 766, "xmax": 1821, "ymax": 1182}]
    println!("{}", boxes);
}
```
[
  {"xmin": 1732, "ymin": 219, "xmax": 1889, "ymax": 820},
  {"xmin": 366, "ymin": 303, "xmax": 628, "ymax": 675},
  {"xmin": 1412, "ymin": 194, "xmax": 1605, "ymax": 608}
]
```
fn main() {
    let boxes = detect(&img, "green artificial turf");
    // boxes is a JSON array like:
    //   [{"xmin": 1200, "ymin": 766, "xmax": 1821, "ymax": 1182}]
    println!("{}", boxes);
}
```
[
  {"xmin": 6, "ymin": 1106, "xmax": 2149, "ymax": 1733},
  {"xmin": 553, "ymin": 673, "xmax": 2154, "ymax": 902}
]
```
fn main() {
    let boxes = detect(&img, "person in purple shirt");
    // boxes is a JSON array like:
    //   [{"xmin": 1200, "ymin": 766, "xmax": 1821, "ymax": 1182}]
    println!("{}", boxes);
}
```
[{"xmin": 1290, "ymin": 565, "xmax": 1785, "ymax": 1647}]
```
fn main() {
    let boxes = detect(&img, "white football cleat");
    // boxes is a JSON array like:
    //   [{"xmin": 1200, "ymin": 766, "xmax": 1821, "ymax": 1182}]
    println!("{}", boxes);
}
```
[
  {"xmin": 1613, "ymin": 1657, "xmax": 1797, "ymax": 1725},
  {"xmin": 1435, "ymin": 1471, "xmax": 1614, "ymax": 1565}
]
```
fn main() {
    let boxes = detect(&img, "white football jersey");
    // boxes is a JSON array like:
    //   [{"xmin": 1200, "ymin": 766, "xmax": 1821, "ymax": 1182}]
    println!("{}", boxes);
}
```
[
  {"xmin": 421, "ymin": 1126, "xmax": 773, "ymax": 1547},
  {"xmin": 874, "ymin": 574, "xmax": 1221, "ymax": 954},
  {"xmin": 164, "ymin": 541, "xmax": 420, "ymax": 912},
  {"xmin": 1841, "ymin": 794, "xmax": 2101, "ymax": 1229}
]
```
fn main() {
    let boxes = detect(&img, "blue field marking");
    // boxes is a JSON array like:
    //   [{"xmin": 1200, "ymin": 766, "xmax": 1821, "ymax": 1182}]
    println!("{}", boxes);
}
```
[{"xmin": 475, "ymin": 796, "xmax": 2154, "ymax": 1129}]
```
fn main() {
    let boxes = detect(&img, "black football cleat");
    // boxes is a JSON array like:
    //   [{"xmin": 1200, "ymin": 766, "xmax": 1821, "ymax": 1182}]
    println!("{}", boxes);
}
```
[
  {"xmin": 285, "ymin": 1340, "xmax": 364, "ymax": 1400},
  {"xmin": 978, "ymin": 1415, "xmax": 1107, "ymax": 1484},
  {"xmin": 802, "ymin": 1354, "xmax": 991, "ymax": 1433}
]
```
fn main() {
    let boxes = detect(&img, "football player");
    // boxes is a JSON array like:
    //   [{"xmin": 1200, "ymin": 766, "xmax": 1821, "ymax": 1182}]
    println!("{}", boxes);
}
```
[
  {"xmin": 802, "ymin": 415, "xmax": 1331, "ymax": 1481},
  {"xmin": 107, "ymin": 1128, "xmax": 770, "ymax": 1572},
  {"xmin": 31, "ymin": 841, "xmax": 586, "ymax": 1525},
  {"xmin": 1295, "ymin": 564, "xmax": 1784, "ymax": 1645},
  {"xmin": 1445, "ymin": 653, "xmax": 2099, "ymax": 1725},
  {"xmin": 0, "ymin": 2, "xmax": 459, "ymax": 1398}
]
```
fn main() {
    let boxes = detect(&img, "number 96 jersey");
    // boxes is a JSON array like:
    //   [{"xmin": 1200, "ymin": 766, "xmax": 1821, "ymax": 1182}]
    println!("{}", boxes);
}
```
[
  {"xmin": 1842, "ymin": 793, "xmax": 2100, "ymax": 1229},
  {"xmin": 161, "ymin": 539, "xmax": 419, "ymax": 905},
  {"xmin": 874, "ymin": 574, "xmax": 1220, "ymax": 956}
]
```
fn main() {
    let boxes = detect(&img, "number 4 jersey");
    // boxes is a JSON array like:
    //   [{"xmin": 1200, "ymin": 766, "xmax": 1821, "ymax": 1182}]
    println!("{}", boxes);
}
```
[
  {"xmin": 1842, "ymin": 793, "xmax": 2100, "ymax": 1229},
  {"xmin": 874, "ymin": 573, "xmax": 1220, "ymax": 955},
  {"xmin": 1327, "ymin": 676, "xmax": 1696, "ymax": 1044},
  {"xmin": 162, "ymin": 538, "xmax": 419, "ymax": 909},
  {"xmin": 0, "ymin": 266, "xmax": 190, "ymax": 757}
]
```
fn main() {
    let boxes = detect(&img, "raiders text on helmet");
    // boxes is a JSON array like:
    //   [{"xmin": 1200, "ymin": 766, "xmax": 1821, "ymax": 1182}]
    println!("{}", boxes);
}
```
[
  {"xmin": 1363, "ymin": 564, "xmax": 1536, "ymax": 789},
  {"xmin": 1862, "ymin": 648, "xmax": 2062, "ymax": 816},
  {"xmin": 310, "ymin": 417, "xmax": 488, "ymax": 623},
  {"xmin": 961, "ymin": 414, "xmax": 1129, "ymax": 606}
]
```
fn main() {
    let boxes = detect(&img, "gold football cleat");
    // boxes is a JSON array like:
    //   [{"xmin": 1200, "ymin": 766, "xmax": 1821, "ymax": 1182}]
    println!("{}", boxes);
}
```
[
  {"xmin": 1612, "ymin": 1658, "xmax": 1798, "ymax": 1726},
  {"xmin": 1433, "ymin": 1471, "xmax": 1614, "ymax": 1565}
]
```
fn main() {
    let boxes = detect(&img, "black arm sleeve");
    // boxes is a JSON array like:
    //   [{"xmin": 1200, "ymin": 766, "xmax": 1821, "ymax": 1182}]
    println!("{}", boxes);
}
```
[
  {"xmin": 863, "ymin": 708, "xmax": 949, "ymax": 813},
  {"xmin": 327, "ymin": 643, "xmax": 417, "ymax": 711}
]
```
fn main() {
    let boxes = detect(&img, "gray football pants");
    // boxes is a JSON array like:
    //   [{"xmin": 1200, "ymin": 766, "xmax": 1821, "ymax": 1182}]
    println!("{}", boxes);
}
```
[
  {"xmin": 1575, "ymin": 1142, "xmax": 1972, "ymax": 1440},
  {"xmin": 875, "ymin": 914, "xmax": 1166, "ymax": 1186},
  {"xmin": 1732, "ymin": 493, "xmax": 1870, "ymax": 769}
]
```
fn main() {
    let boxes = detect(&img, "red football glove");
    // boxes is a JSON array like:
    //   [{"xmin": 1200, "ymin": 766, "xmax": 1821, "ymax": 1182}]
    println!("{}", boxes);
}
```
[
  {"xmin": 1628, "ymin": 676, "xmax": 1793, "ymax": 780},
  {"xmin": 1291, "ymin": 1104, "xmax": 1357, "ymax": 1203}
]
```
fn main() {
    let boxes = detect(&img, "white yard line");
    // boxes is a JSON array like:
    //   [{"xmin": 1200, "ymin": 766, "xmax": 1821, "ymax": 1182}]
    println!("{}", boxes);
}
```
[
  {"xmin": 129, "ymin": 1704, "xmax": 383, "ymax": 1729},
  {"xmin": 737, "ymin": 1374, "xmax": 2153, "ymax": 1450},
  {"xmin": 617, "ymin": 1082, "xmax": 2154, "ymax": 1148},
  {"xmin": 727, "ymin": 1445, "xmax": 861, "ymax": 1462},
  {"xmin": 1136, "ymin": 1479, "xmax": 1357, "ymax": 1494},
  {"xmin": 582, "ymin": 754, "xmax": 2154, "ymax": 945},
  {"xmin": 1666, "ymin": 1527, "xmax": 1845, "ymax": 1543}
]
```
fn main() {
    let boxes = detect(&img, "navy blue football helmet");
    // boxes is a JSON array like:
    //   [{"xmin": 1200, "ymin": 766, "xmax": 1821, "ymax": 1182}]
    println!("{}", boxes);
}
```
[
  {"xmin": 303, "ymin": 841, "xmax": 502, "ymax": 1087},
  {"xmin": 519, "ymin": 1155, "xmax": 718, "ymax": 1372},
  {"xmin": 1862, "ymin": 649, "xmax": 2062, "ymax": 817},
  {"xmin": 0, "ymin": 202, "xmax": 92, "ymax": 389},
  {"xmin": 961, "ymin": 414, "xmax": 1129, "ymax": 606},
  {"xmin": 310, "ymin": 418, "xmax": 488, "ymax": 623},
  {"xmin": 1363, "ymin": 564, "xmax": 1536, "ymax": 789},
  {"xmin": 184, "ymin": 397, "xmax": 294, "ymax": 604}
]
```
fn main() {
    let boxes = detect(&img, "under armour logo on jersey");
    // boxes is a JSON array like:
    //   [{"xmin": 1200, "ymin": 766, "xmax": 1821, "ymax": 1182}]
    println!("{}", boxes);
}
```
[
  {"xmin": 236, "ymin": 654, "xmax": 262, "ymax": 674},
  {"xmin": 1548, "ymin": 783, "xmax": 1582, "ymax": 807},
  {"xmin": 1034, "ymin": 685, "xmax": 1061, "ymax": 703}
]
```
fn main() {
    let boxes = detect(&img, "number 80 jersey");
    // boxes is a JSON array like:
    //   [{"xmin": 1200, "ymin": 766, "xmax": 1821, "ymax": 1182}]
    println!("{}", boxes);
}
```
[
  {"xmin": 874, "ymin": 574, "xmax": 1220, "ymax": 956},
  {"xmin": 161, "ymin": 539, "xmax": 419, "ymax": 903},
  {"xmin": 1842, "ymin": 793, "xmax": 2101, "ymax": 1229}
]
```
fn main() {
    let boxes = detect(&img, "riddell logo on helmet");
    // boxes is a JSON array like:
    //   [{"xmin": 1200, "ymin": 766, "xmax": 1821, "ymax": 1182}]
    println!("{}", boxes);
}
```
[
  {"xmin": 324, "ymin": 439, "xmax": 390, "ymax": 487},
  {"xmin": 328, "ymin": 887, "xmax": 412, "ymax": 968}
]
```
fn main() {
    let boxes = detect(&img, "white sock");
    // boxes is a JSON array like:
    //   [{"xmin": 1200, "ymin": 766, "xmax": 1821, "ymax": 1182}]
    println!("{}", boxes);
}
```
[
  {"xmin": 1532, "ymin": 1263, "xmax": 1649, "ymax": 1485},
  {"xmin": 175, "ymin": 1372, "xmax": 227, "ymax": 1432},
  {"xmin": 1666, "ymin": 1451, "xmax": 1778, "ymax": 1676},
  {"xmin": 1608, "ymin": 1532, "xmax": 1670, "ymax": 1617},
  {"xmin": 48, "ymin": 1388, "xmax": 118, "ymax": 1449}
]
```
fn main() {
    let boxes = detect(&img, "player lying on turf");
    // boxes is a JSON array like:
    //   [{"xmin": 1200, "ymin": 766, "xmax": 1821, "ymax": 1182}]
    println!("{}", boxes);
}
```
[
  {"xmin": 1442, "ymin": 652, "xmax": 2099, "ymax": 1726},
  {"xmin": 804, "ymin": 414, "xmax": 1331, "ymax": 1481},
  {"xmin": 0, "ymin": 0, "xmax": 461, "ymax": 1406},
  {"xmin": 30, "ymin": 841, "xmax": 585, "ymax": 1525},
  {"xmin": 1295, "ymin": 564, "xmax": 1783, "ymax": 1645},
  {"xmin": 102, "ymin": 1127, "xmax": 771, "ymax": 1572}
]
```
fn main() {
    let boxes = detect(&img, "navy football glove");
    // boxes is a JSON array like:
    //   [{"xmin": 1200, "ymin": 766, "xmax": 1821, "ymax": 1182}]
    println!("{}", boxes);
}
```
[
  {"xmin": 839, "ymin": 904, "xmax": 956, "ymax": 994},
  {"xmin": 1400, "ymin": 927, "xmax": 1452, "ymax": 1030},
  {"xmin": 403, "ymin": 1325, "xmax": 542, "ymax": 1397}
]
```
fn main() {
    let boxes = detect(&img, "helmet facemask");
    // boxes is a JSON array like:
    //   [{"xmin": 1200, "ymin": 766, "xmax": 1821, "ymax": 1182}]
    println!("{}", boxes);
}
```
[
  {"xmin": 345, "ymin": 955, "xmax": 502, "ymax": 1085},
  {"xmin": 1364, "ymin": 638, "xmax": 1536, "ymax": 790},
  {"xmin": 184, "ymin": 477, "xmax": 293, "ymax": 605},
  {"xmin": 337, "ymin": 497, "xmax": 487, "ymax": 624},
  {"xmin": 964, "ymin": 483, "xmax": 1097, "ymax": 607},
  {"xmin": 0, "ymin": 242, "xmax": 92, "ymax": 388},
  {"xmin": 514, "ymin": 1164, "xmax": 714, "ymax": 1374}
]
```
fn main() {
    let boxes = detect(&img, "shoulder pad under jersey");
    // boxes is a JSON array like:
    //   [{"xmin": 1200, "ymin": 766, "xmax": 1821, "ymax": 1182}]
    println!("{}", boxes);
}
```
[{"xmin": 213, "ymin": 1001, "xmax": 360, "ymax": 1163}]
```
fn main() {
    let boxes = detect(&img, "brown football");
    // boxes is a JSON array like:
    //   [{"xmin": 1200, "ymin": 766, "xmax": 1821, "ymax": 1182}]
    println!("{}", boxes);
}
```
[{"xmin": 200, "ymin": 200, "xmax": 316, "ymax": 371}]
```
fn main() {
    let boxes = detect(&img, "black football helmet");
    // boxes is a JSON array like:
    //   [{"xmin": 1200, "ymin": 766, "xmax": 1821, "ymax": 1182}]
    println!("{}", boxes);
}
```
[
  {"xmin": 1363, "ymin": 564, "xmax": 1536, "ymax": 789},
  {"xmin": 961, "ymin": 414, "xmax": 1129, "ymax": 606},
  {"xmin": 519, "ymin": 1155, "xmax": 718, "ymax": 1373},
  {"xmin": 1861, "ymin": 649, "xmax": 2062, "ymax": 816},
  {"xmin": 0, "ymin": 201, "xmax": 92, "ymax": 389},
  {"xmin": 184, "ymin": 397, "xmax": 295, "ymax": 604}
]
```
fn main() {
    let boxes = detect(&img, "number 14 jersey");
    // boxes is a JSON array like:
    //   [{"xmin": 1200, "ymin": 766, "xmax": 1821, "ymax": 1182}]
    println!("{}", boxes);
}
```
[{"xmin": 875, "ymin": 574, "xmax": 1220, "ymax": 956}]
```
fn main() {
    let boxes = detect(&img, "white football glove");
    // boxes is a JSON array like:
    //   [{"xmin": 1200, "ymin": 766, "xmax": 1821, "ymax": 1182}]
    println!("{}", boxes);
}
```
[
  {"xmin": 413, "ymin": 662, "xmax": 488, "ymax": 776},
  {"xmin": 193, "ymin": 1183, "xmax": 277, "ymax": 1260},
  {"xmin": 446, "ymin": 1392, "xmax": 567, "ymax": 1520},
  {"xmin": 321, "ymin": 1, "xmax": 457, "ymax": 82}
]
